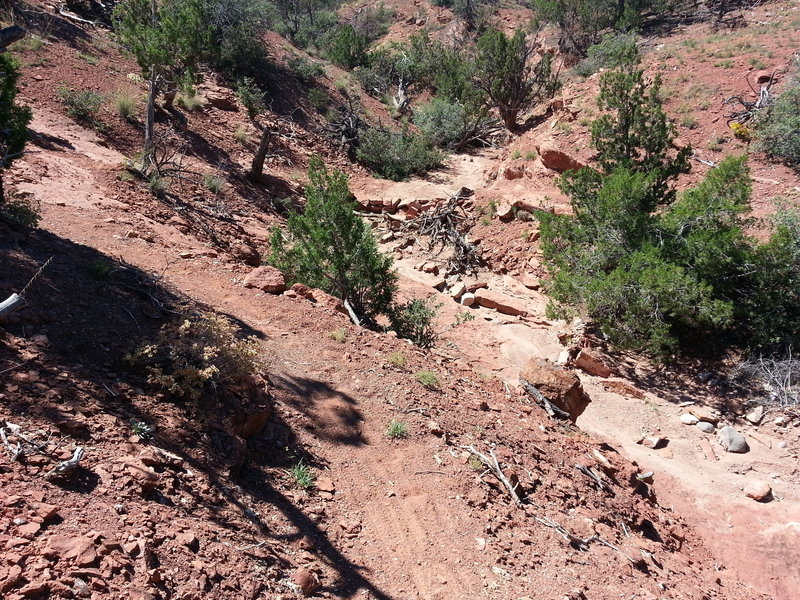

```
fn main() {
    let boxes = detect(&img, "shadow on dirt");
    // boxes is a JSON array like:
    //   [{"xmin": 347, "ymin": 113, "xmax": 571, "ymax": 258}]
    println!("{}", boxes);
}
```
[{"xmin": 1, "ymin": 224, "xmax": 392, "ymax": 599}]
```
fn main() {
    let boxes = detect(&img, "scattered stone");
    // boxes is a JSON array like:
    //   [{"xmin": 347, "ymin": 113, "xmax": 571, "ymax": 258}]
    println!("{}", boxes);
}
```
[
  {"xmin": 718, "ymin": 426, "xmax": 749, "ymax": 453},
  {"xmin": 502, "ymin": 164, "xmax": 525, "ymax": 180},
  {"xmin": 45, "ymin": 536, "xmax": 97, "ymax": 567},
  {"xmin": 316, "ymin": 477, "xmax": 335, "ymax": 494},
  {"xmin": 176, "ymin": 532, "xmax": 199, "ymax": 553},
  {"xmin": 427, "ymin": 420, "xmax": 444, "ymax": 436},
  {"xmin": 292, "ymin": 568, "xmax": 321, "ymax": 596},
  {"xmin": 573, "ymin": 349, "xmax": 612, "ymax": 378},
  {"xmin": 520, "ymin": 358, "xmax": 591, "ymax": 422},
  {"xmin": 696, "ymin": 421, "xmax": 715, "ymax": 434},
  {"xmin": 460, "ymin": 292, "xmax": 476, "ymax": 307},
  {"xmin": 243, "ymin": 266, "xmax": 286, "ymax": 294},
  {"xmin": 688, "ymin": 406, "xmax": 720, "ymax": 424},
  {"xmin": 698, "ymin": 438, "xmax": 718, "ymax": 461},
  {"xmin": 755, "ymin": 69, "xmax": 774, "ymax": 84},
  {"xmin": 600, "ymin": 379, "xmax": 645, "ymax": 399},
  {"xmin": 640, "ymin": 436, "xmax": 665, "ymax": 449},
  {"xmin": 774, "ymin": 415, "xmax": 789, "ymax": 427},
  {"xmin": 201, "ymin": 83, "xmax": 239, "ymax": 111},
  {"xmin": 777, "ymin": 440, "xmax": 788, "ymax": 449},
  {"xmin": 449, "ymin": 282, "xmax": 466, "ymax": 299},
  {"xmin": 17, "ymin": 522, "xmax": 41, "ymax": 537},
  {"xmin": 744, "ymin": 481, "xmax": 773, "ymax": 502},
  {"xmin": 520, "ymin": 274, "xmax": 540, "ymax": 290},
  {"xmin": 745, "ymin": 405, "xmax": 764, "ymax": 425},
  {"xmin": 680, "ymin": 413, "xmax": 699, "ymax": 425},
  {"xmin": 120, "ymin": 457, "xmax": 160, "ymax": 493}
]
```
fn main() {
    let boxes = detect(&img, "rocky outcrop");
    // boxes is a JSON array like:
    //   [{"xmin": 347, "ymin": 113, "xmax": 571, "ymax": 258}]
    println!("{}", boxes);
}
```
[
  {"xmin": 520, "ymin": 358, "xmax": 591, "ymax": 422},
  {"xmin": 573, "ymin": 349, "xmax": 613, "ymax": 378},
  {"xmin": 473, "ymin": 289, "xmax": 528, "ymax": 316},
  {"xmin": 537, "ymin": 145, "xmax": 585, "ymax": 173}
]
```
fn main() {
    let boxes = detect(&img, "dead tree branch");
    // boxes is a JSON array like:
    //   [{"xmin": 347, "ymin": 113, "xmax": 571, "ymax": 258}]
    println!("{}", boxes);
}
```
[
  {"xmin": 404, "ymin": 188, "xmax": 482, "ymax": 275},
  {"xmin": 461, "ymin": 444, "xmax": 524, "ymax": 507},
  {"xmin": 723, "ymin": 72, "xmax": 775, "ymax": 124},
  {"xmin": 44, "ymin": 447, "xmax": 85, "ymax": 481},
  {"xmin": 520, "ymin": 380, "xmax": 571, "ymax": 420}
]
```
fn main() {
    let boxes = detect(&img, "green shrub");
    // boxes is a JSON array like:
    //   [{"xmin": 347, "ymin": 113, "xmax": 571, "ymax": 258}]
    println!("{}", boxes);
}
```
[
  {"xmin": 755, "ymin": 72, "xmax": 800, "ymax": 168},
  {"xmin": 58, "ymin": 87, "xmax": 103, "ymax": 124},
  {"xmin": 288, "ymin": 56, "xmax": 324, "ymax": 85},
  {"xmin": 574, "ymin": 32, "xmax": 639, "ymax": 77},
  {"xmin": 385, "ymin": 419, "xmax": 409, "ymax": 439},
  {"xmin": 413, "ymin": 97, "xmax": 493, "ymax": 150},
  {"xmin": 414, "ymin": 370, "xmax": 440, "ymax": 389},
  {"xmin": 540, "ymin": 57, "xmax": 800, "ymax": 356},
  {"xmin": 390, "ymin": 298, "xmax": 439, "ymax": 348},
  {"xmin": 326, "ymin": 24, "xmax": 369, "ymax": 69},
  {"xmin": 356, "ymin": 128, "xmax": 442, "ymax": 181},
  {"xmin": 269, "ymin": 156, "xmax": 398, "ymax": 324},
  {"xmin": 236, "ymin": 76, "xmax": 266, "ymax": 120},
  {"xmin": 0, "ymin": 54, "xmax": 31, "ymax": 206},
  {"xmin": 128, "ymin": 312, "xmax": 261, "ymax": 401},
  {"xmin": 0, "ymin": 194, "xmax": 40, "ymax": 229}
]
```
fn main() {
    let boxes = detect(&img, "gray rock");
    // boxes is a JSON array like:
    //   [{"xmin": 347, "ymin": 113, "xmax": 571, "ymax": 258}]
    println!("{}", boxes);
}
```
[
  {"xmin": 696, "ymin": 421, "xmax": 715, "ymax": 434},
  {"xmin": 718, "ymin": 426, "xmax": 749, "ymax": 453},
  {"xmin": 680, "ymin": 413, "xmax": 699, "ymax": 425},
  {"xmin": 460, "ymin": 292, "xmax": 476, "ymax": 307}
]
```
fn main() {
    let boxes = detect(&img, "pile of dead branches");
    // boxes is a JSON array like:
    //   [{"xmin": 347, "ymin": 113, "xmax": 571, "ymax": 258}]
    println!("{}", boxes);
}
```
[
  {"xmin": 723, "ymin": 71, "xmax": 775, "ymax": 124},
  {"xmin": 405, "ymin": 188, "xmax": 482, "ymax": 275}
]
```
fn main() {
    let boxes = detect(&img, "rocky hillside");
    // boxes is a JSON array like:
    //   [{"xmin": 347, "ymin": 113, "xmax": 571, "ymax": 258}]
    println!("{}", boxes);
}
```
[{"xmin": 1, "ymin": 1, "xmax": 799, "ymax": 599}]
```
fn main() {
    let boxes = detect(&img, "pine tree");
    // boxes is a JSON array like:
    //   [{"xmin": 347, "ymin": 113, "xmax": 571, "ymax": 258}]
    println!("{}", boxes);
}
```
[
  {"xmin": 0, "ymin": 53, "xmax": 31, "ymax": 206},
  {"xmin": 269, "ymin": 157, "xmax": 397, "ymax": 324}
]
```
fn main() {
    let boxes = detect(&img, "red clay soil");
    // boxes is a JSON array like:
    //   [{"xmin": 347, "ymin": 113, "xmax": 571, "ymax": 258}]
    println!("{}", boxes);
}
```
[{"xmin": 1, "ymin": 1, "xmax": 799, "ymax": 599}]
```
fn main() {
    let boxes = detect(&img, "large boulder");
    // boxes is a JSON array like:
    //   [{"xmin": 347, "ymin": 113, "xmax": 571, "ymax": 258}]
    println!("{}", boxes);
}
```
[
  {"xmin": 243, "ymin": 266, "xmax": 286, "ymax": 294},
  {"xmin": 718, "ymin": 426, "xmax": 749, "ymax": 453},
  {"xmin": 520, "ymin": 358, "xmax": 591, "ymax": 422}
]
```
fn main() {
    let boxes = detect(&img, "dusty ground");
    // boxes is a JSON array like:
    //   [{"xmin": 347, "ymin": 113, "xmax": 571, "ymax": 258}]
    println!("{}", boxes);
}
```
[{"xmin": 2, "ymin": 1, "xmax": 800, "ymax": 599}]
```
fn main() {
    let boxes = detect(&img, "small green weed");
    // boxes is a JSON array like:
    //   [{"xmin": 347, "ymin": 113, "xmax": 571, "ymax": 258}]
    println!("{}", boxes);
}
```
[
  {"xmin": 176, "ymin": 91, "xmax": 203, "ymax": 111},
  {"xmin": 204, "ymin": 175, "xmax": 224, "ymax": 194},
  {"xmin": 114, "ymin": 90, "xmax": 137, "ymax": 121},
  {"xmin": 453, "ymin": 311, "xmax": 475, "ymax": 326},
  {"xmin": 130, "ymin": 420, "xmax": 154, "ymax": 440},
  {"xmin": 77, "ymin": 51, "xmax": 99, "ymax": 65},
  {"xmin": 87, "ymin": 260, "xmax": 114, "ymax": 280},
  {"xmin": 524, "ymin": 150, "xmax": 537, "ymax": 160},
  {"xmin": 385, "ymin": 419, "xmax": 408, "ymax": 439},
  {"xmin": 387, "ymin": 352, "xmax": 407, "ymax": 368},
  {"xmin": 234, "ymin": 126, "xmax": 250, "ymax": 144},
  {"xmin": 329, "ymin": 328, "xmax": 348, "ymax": 343},
  {"xmin": 468, "ymin": 455, "xmax": 485, "ymax": 472},
  {"xmin": 414, "ymin": 370, "xmax": 439, "ymax": 389},
  {"xmin": 511, "ymin": 149, "xmax": 522, "ymax": 160},
  {"xmin": 288, "ymin": 461, "xmax": 315, "ymax": 489},
  {"xmin": 680, "ymin": 114, "xmax": 698, "ymax": 129}
]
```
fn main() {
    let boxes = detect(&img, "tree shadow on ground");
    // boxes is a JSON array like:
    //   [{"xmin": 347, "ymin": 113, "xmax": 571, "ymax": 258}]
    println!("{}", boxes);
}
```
[
  {"xmin": 270, "ymin": 373, "xmax": 367, "ymax": 447},
  {"xmin": 1, "ymin": 224, "xmax": 392, "ymax": 599}
]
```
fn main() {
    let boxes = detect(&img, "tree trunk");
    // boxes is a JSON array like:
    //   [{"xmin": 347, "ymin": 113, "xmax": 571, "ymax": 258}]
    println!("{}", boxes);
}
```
[
  {"xmin": 143, "ymin": 69, "xmax": 157, "ymax": 173},
  {"xmin": 249, "ymin": 128, "xmax": 272, "ymax": 181},
  {"xmin": 142, "ymin": 0, "xmax": 158, "ymax": 173},
  {"xmin": 163, "ymin": 88, "xmax": 176, "ymax": 109},
  {"xmin": 499, "ymin": 107, "xmax": 518, "ymax": 133}
]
